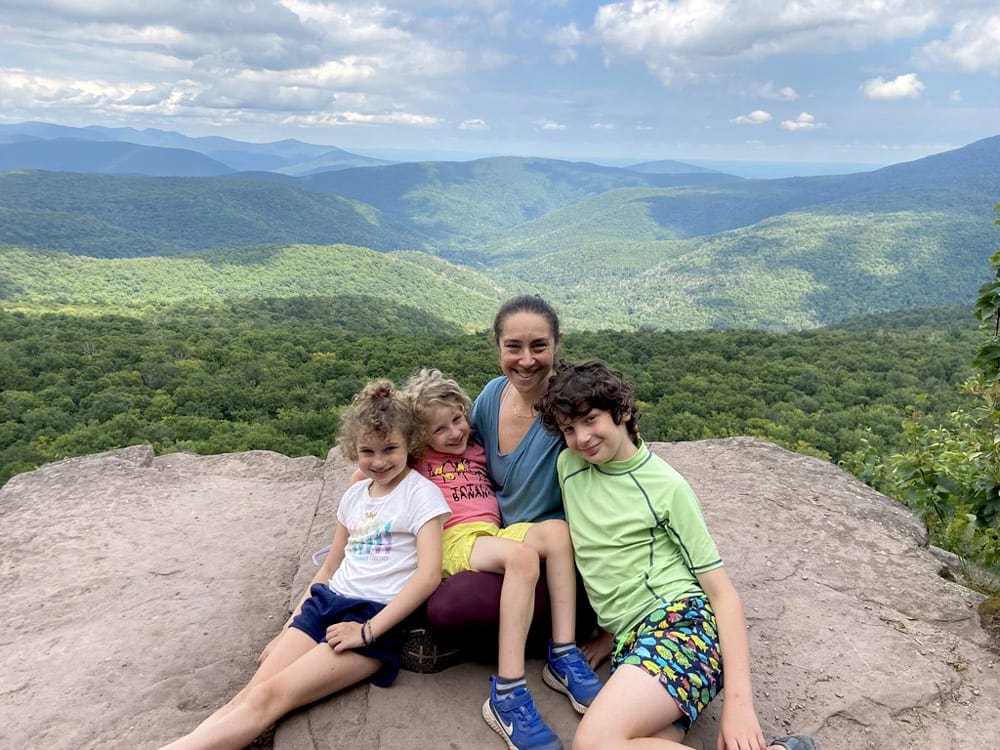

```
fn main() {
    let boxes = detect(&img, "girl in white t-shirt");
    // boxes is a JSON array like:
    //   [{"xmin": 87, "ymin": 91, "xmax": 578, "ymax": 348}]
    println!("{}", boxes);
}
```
[{"xmin": 160, "ymin": 380, "xmax": 450, "ymax": 750}]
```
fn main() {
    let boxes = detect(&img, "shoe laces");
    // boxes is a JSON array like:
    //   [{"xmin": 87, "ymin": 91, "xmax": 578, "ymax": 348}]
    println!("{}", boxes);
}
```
[
  {"xmin": 502, "ymin": 688, "xmax": 545, "ymax": 731},
  {"xmin": 558, "ymin": 649, "xmax": 596, "ymax": 682}
]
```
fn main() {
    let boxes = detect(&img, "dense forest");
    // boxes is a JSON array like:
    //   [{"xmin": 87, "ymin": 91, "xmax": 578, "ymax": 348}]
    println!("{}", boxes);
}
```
[{"xmin": 0, "ymin": 298, "xmax": 977, "ymax": 483}]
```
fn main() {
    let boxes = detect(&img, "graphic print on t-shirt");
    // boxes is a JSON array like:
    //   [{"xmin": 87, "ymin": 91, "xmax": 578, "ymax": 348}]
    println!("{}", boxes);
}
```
[
  {"xmin": 346, "ymin": 517, "xmax": 394, "ymax": 561},
  {"xmin": 431, "ymin": 457, "xmax": 494, "ymax": 503}
]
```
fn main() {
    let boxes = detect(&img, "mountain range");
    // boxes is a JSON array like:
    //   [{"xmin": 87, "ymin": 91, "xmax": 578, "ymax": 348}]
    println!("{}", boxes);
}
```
[
  {"xmin": 0, "ymin": 121, "xmax": 997, "ymax": 331},
  {"xmin": 0, "ymin": 121, "xmax": 390, "ymax": 175}
]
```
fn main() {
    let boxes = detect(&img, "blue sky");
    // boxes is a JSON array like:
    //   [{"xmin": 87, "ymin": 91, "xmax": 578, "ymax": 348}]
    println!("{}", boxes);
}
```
[{"xmin": 1, "ymin": 0, "xmax": 997, "ymax": 167}]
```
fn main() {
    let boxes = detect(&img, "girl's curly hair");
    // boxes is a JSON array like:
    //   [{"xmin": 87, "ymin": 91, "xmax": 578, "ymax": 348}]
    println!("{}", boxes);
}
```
[{"xmin": 338, "ymin": 379, "xmax": 420, "ymax": 461}]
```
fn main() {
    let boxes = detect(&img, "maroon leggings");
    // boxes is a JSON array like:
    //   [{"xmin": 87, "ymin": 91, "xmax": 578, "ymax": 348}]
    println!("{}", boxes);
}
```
[
  {"xmin": 423, "ymin": 569, "xmax": 595, "ymax": 660},
  {"xmin": 425, "ymin": 570, "xmax": 549, "ymax": 628}
]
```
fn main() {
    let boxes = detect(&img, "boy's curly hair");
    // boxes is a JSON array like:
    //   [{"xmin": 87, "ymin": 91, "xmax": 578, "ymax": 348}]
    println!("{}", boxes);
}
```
[
  {"xmin": 338, "ymin": 379, "xmax": 420, "ymax": 461},
  {"xmin": 538, "ymin": 359, "xmax": 640, "ymax": 442},
  {"xmin": 401, "ymin": 368, "xmax": 472, "ymax": 456}
]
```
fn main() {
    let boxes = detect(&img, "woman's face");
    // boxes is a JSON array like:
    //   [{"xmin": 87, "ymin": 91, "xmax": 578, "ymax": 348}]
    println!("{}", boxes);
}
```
[{"xmin": 496, "ymin": 311, "xmax": 559, "ymax": 397}]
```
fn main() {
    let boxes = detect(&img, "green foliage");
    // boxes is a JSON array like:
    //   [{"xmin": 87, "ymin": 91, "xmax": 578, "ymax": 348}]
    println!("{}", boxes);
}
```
[
  {"xmin": 0, "ymin": 300, "xmax": 977, "ymax": 492},
  {"xmin": 0, "ymin": 244, "xmax": 500, "ymax": 330},
  {"xmin": 0, "ymin": 171, "xmax": 418, "ymax": 256},
  {"xmin": 842, "ymin": 206, "xmax": 1000, "ymax": 572},
  {"xmin": 3, "ymin": 138, "xmax": 999, "ymax": 332}
]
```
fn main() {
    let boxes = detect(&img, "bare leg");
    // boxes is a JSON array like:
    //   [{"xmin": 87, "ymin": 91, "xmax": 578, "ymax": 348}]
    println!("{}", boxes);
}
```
[
  {"xmin": 469, "ymin": 536, "xmax": 540, "ymax": 678},
  {"xmin": 161, "ymin": 636, "xmax": 379, "ymax": 750},
  {"xmin": 190, "ymin": 627, "xmax": 316, "ymax": 732},
  {"xmin": 572, "ymin": 664, "xmax": 688, "ymax": 750},
  {"xmin": 523, "ymin": 519, "xmax": 576, "ymax": 643},
  {"xmin": 575, "ymin": 664, "xmax": 789, "ymax": 750}
]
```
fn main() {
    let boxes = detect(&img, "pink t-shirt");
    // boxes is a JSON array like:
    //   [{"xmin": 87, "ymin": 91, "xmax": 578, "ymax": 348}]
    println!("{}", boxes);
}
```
[{"xmin": 416, "ymin": 443, "xmax": 502, "ymax": 529}]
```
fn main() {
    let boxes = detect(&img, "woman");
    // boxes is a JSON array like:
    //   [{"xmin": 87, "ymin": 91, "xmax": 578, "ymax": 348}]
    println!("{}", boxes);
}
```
[{"xmin": 423, "ymin": 296, "xmax": 607, "ymax": 665}]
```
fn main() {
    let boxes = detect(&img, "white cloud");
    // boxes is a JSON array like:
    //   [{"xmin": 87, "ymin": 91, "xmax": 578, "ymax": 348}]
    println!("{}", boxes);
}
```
[
  {"xmin": 757, "ymin": 81, "xmax": 798, "ymax": 101},
  {"xmin": 546, "ymin": 22, "xmax": 585, "ymax": 64},
  {"xmin": 860, "ymin": 73, "xmax": 925, "ymax": 100},
  {"xmin": 918, "ymin": 12, "xmax": 1000, "ymax": 74},
  {"xmin": 781, "ymin": 112, "xmax": 824, "ymax": 131},
  {"xmin": 459, "ymin": 118, "xmax": 488, "ymax": 130},
  {"xmin": 284, "ymin": 110, "xmax": 442, "ymax": 127},
  {"xmin": 536, "ymin": 119, "xmax": 566, "ymax": 131},
  {"xmin": 0, "ymin": 0, "xmax": 497, "ymax": 136},
  {"xmin": 950, "ymin": 89, "xmax": 962, "ymax": 102},
  {"xmin": 731, "ymin": 109, "xmax": 772, "ymax": 125},
  {"xmin": 590, "ymin": 122, "xmax": 615, "ymax": 129},
  {"xmin": 594, "ymin": 0, "xmax": 938, "ymax": 83},
  {"xmin": 546, "ymin": 22, "xmax": 584, "ymax": 47}
]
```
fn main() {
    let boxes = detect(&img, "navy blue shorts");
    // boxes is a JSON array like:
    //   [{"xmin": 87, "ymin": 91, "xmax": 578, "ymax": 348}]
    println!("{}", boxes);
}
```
[{"xmin": 290, "ymin": 584, "xmax": 406, "ymax": 687}]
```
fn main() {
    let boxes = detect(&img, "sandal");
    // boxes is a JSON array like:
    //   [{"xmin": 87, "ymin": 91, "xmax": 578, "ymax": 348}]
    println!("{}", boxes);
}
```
[{"xmin": 770, "ymin": 735, "xmax": 818, "ymax": 750}]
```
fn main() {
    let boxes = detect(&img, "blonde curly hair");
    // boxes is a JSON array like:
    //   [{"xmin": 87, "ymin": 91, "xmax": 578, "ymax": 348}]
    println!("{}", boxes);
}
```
[
  {"xmin": 338, "ymin": 379, "xmax": 420, "ymax": 461},
  {"xmin": 401, "ymin": 368, "xmax": 472, "ymax": 456}
]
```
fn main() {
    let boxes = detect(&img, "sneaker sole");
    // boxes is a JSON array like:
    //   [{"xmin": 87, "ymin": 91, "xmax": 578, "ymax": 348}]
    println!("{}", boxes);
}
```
[
  {"xmin": 542, "ymin": 664, "xmax": 589, "ymax": 714},
  {"xmin": 481, "ymin": 698, "xmax": 520, "ymax": 750},
  {"xmin": 399, "ymin": 627, "xmax": 462, "ymax": 674}
]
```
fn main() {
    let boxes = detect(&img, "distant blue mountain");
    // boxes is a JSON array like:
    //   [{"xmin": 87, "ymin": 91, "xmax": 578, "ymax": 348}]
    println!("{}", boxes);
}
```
[
  {"xmin": 625, "ymin": 159, "xmax": 722, "ymax": 175},
  {"xmin": 0, "ymin": 138, "xmax": 234, "ymax": 177},
  {"xmin": 0, "ymin": 122, "xmax": 387, "ymax": 174}
]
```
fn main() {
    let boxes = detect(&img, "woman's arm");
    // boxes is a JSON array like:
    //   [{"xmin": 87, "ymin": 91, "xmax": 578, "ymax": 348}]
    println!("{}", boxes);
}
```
[
  {"xmin": 696, "ymin": 566, "xmax": 768, "ymax": 750},
  {"xmin": 327, "ymin": 514, "xmax": 446, "ymax": 652}
]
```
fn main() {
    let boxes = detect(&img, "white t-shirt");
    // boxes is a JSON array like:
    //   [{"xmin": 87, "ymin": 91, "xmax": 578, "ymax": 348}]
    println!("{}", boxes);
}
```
[{"xmin": 329, "ymin": 468, "xmax": 450, "ymax": 604}]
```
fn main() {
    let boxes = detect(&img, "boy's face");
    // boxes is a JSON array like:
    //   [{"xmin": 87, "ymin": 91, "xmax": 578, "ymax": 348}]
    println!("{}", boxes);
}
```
[
  {"xmin": 425, "ymin": 403, "xmax": 471, "ymax": 455},
  {"xmin": 556, "ymin": 407, "xmax": 636, "ymax": 465}
]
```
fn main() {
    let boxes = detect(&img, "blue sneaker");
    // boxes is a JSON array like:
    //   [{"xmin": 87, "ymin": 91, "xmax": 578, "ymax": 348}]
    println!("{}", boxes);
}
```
[
  {"xmin": 541, "ymin": 643, "xmax": 603, "ymax": 714},
  {"xmin": 482, "ymin": 676, "xmax": 563, "ymax": 750}
]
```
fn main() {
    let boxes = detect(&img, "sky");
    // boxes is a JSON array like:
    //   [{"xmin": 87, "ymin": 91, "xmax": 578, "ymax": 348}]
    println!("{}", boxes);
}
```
[{"xmin": 1, "ymin": 0, "xmax": 998, "ymax": 167}]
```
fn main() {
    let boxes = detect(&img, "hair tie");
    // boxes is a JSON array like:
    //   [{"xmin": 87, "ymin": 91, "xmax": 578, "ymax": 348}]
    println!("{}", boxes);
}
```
[{"xmin": 377, "ymin": 387, "xmax": 390, "ymax": 399}]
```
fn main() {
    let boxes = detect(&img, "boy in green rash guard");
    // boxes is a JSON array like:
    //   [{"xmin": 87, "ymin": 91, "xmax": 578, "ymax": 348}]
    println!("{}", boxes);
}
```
[{"xmin": 537, "ymin": 359, "xmax": 817, "ymax": 750}]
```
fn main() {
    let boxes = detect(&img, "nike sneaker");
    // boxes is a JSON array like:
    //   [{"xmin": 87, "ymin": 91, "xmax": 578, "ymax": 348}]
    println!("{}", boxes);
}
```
[
  {"xmin": 482, "ymin": 675, "xmax": 562, "ymax": 750},
  {"xmin": 541, "ymin": 643, "xmax": 603, "ymax": 714}
]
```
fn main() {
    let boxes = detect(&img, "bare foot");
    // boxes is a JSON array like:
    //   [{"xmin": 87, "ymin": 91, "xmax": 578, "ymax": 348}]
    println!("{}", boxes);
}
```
[{"xmin": 580, "ymin": 628, "xmax": 613, "ymax": 669}]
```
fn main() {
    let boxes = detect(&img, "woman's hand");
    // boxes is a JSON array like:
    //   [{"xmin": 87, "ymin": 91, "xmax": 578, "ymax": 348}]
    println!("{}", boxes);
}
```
[{"xmin": 325, "ymin": 620, "xmax": 366, "ymax": 652}]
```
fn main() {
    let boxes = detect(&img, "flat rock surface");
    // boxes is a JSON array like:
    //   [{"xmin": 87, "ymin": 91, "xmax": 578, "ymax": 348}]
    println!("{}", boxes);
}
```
[{"xmin": 1, "ymin": 438, "xmax": 996, "ymax": 749}]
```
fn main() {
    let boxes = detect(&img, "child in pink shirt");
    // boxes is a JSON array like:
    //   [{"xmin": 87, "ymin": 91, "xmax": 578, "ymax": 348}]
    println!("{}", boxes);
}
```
[{"xmin": 405, "ymin": 369, "xmax": 602, "ymax": 750}]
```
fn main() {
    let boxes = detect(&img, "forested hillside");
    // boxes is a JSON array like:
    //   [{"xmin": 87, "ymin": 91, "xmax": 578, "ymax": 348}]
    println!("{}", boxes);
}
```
[
  {"xmin": 0, "ymin": 244, "xmax": 500, "ymax": 330},
  {"xmin": 0, "ymin": 172, "xmax": 420, "ymax": 256},
  {"xmin": 1, "ymin": 135, "xmax": 996, "ymax": 330}
]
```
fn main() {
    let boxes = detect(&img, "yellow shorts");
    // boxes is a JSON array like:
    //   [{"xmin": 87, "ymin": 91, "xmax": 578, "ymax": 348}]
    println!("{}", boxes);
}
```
[{"xmin": 441, "ymin": 521, "xmax": 533, "ymax": 577}]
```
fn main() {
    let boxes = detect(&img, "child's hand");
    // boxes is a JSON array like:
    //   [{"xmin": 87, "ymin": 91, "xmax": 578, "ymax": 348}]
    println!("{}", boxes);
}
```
[
  {"xmin": 581, "ymin": 628, "xmax": 613, "ymax": 669},
  {"xmin": 325, "ymin": 620, "xmax": 365, "ymax": 652},
  {"xmin": 717, "ymin": 699, "xmax": 767, "ymax": 750}
]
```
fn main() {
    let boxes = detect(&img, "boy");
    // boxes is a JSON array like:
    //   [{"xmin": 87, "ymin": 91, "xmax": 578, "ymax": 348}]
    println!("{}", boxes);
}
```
[
  {"xmin": 538, "ymin": 359, "xmax": 816, "ymax": 750},
  {"xmin": 404, "ymin": 368, "xmax": 602, "ymax": 750}
]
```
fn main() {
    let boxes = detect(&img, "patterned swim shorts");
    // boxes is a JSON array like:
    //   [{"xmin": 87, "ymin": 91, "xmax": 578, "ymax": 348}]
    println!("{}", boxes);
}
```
[{"xmin": 612, "ymin": 596, "xmax": 723, "ymax": 731}]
